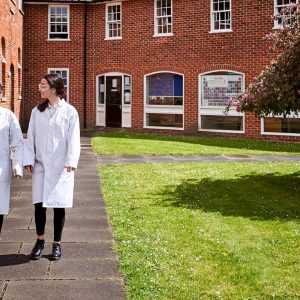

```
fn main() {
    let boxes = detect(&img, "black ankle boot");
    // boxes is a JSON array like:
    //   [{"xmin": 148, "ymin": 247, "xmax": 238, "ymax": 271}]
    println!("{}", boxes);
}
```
[
  {"xmin": 51, "ymin": 243, "xmax": 62, "ymax": 261},
  {"xmin": 31, "ymin": 239, "xmax": 45, "ymax": 260}
]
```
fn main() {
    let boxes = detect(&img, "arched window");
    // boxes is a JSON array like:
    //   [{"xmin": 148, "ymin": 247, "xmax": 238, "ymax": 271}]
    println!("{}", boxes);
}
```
[
  {"xmin": 1, "ymin": 37, "xmax": 6, "ymax": 99},
  {"xmin": 145, "ymin": 72, "xmax": 184, "ymax": 129},
  {"xmin": 199, "ymin": 70, "xmax": 244, "ymax": 132},
  {"xmin": 18, "ymin": 47, "xmax": 22, "ymax": 97}
]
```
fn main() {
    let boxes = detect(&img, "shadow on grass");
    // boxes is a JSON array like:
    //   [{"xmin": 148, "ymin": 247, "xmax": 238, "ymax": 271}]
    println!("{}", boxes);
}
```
[
  {"xmin": 93, "ymin": 132, "xmax": 300, "ymax": 154},
  {"xmin": 158, "ymin": 172, "xmax": 300, "ymax": 220}
]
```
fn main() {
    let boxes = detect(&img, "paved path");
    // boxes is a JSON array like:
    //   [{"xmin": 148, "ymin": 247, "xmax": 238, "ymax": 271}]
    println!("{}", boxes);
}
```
[
  {"xmin": 98, "ymin": 154, "xmax": 300, "ymax": 164},
  {"xmin": 0, "ymin": 137, "xmax": 125, "ymax": 300}
]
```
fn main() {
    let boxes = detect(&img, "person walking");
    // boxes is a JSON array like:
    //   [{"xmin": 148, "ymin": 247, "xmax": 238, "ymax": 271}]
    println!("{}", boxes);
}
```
[
  {"xmin": 0, "ymin": 84, "xmax": 24, "ymax": 235},
  {"xmin": 24, "ymin": 73, "xmax": 80, "ymax": 261}
]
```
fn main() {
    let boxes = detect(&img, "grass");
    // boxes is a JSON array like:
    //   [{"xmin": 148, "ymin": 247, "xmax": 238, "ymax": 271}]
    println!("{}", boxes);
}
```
[
  {"xmin": 92, "ymin": 132, "xmax": 300, "ymax": 156},
  {"xmin": 99, "ymin": 161, "xmax": 300, "ymax": 299}
]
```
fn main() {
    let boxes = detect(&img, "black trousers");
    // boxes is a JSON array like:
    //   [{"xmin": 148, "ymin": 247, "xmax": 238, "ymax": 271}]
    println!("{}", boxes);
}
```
[
  {"xmin": 0, "ymin": 215, "xmax": 3, "ymax": 233},
  {"xmin": 34, "ymin": 202, "xmax": 65, "ymax": 242}
]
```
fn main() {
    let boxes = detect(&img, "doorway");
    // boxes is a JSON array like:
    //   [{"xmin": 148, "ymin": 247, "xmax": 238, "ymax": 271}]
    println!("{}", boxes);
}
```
[{"xmin": 106, "ymin": 76, "xmax": 122, "ymax": 127}]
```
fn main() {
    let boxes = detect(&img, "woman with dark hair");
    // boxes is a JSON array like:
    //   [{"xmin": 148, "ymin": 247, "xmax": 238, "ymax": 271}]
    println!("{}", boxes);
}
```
[{"xmin": 24, "ymin": 73, "xmax": 80, "ymax": 261}]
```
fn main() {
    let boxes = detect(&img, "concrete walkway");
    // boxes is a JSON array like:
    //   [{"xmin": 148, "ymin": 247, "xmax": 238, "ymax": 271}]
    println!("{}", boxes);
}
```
[
  {"xmin": 0, "ymin": 137, "xmax": 125, "ymax": 300},
  {"xmin": 98, "ymin": 154, "xmax": 300, "ymax": 164}
]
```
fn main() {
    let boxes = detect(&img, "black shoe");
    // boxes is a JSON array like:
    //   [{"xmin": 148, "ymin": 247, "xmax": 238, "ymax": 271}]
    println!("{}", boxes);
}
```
[
  {"xmin": 51, "ymin": 243, "xmax": 62, "ymax": 261},
  {"xmin": 31, "ymin": 239, "xmax": 45, "ymax": 260}
]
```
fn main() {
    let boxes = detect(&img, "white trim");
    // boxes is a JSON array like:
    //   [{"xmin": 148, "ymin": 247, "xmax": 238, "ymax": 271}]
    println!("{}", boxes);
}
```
[
  {"xmin": 105, "ymin": 2, "xmax": 122, "ymax": 40},
  {"xmin": 198, "ymin": 70, "xmax": 245, "ymax": 133},
  {"xmin": 96, "ymin": 72, "xmax": 132, "ymax": 127},
  {"xmin": 154, "ymin": 0, "xmax": 173, "ymax": 36},
  {"xmin": 261, "ymin": 116, "xmax": 300, "ymax": 136},
  {"xmin": 47, "ymin": 68, "xmax": 69, "ymax": 102},
  {"xmin": 144, "ymin": 71, "xmax": 184, "ymax": 130},
  {"xmin": 48, "ymin": 5, "xmax": 70, "ymax": 40},
  {"xmin": 210, "ymin": 0, "xmax": 232, "ymax": 33}
]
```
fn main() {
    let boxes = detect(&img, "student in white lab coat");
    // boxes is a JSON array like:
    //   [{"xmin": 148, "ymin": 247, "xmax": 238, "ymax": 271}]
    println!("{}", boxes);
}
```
[
  {"xmin": 0, "ymin": 84, "xmax": 24, "ymax": 234},
  {"xmin": 24, "ymin": 73, "xmax": 80, "ymax": 261}
]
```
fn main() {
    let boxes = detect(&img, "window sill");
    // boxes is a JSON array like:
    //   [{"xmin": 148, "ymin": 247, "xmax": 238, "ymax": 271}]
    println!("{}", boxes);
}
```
[
  {"xmin": 198, "ymin": 129, "xmax": 244, "ymax": 134},
  {"xmin": 153, "ymin": 33, "xmax": 174, "ymax": 37},
  {"xmin": 261, "ymin": 132, "xmax": 300, "ymax": 137},
  {"xmin": 104, "ymin": 37, "xmax": 122, "ymax": 41},
  {"xmin": 47, "ymin": 38, "xmax": 71, "ymax": 42},
  {"xmin": 209, "ymin": 30, "xmax": 233, "ymax": 34},
  {"xmin": 144, "ymin": 125, "xmax": 184, "ymax": 130}
]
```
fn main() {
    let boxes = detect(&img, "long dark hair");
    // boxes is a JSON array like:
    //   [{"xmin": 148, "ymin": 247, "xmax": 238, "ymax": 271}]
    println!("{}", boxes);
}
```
[{"xmin": 37, "ymin": 73, "xmax": 66, "ymax": 112}]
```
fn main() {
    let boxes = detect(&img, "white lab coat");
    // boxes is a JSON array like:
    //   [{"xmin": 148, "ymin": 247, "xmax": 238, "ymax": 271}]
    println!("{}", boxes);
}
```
[
  {"xmin": 24, "ymin": 100, "xmax": 80, "ymax": 208},
  {"xmin": 0, "ymin": 108, "xmax": 23, "ymax": 214}
]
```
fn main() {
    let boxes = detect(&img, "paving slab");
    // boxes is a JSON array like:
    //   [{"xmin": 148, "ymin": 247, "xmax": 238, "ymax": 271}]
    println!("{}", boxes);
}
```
[
  {"xmin": 0, "ymin": 243, "xmax": 22, "ymax": 255},
  {"xmin": 0, "ymin": 257, "xmax": 49, "ymax": 280},
  {"xmin": 4, "ymin": 279, "xmax": 124, "ymax": 300},
  {"xmin": 49, "ymin": 258, "xmax": 120, "ymax": 279},
  {"xmin": 2, "ymin": 218, "xmax": 31, "ymax": 230}
]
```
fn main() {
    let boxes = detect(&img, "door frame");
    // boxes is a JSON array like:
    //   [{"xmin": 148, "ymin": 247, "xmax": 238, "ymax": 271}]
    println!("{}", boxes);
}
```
[{"xmin": 96, "ymin": 72, "xmax": 132, "ymax": 127}]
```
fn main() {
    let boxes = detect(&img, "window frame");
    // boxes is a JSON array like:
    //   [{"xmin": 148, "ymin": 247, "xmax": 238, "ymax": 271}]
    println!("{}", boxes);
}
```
[
  {"xmin": 199, "ymin": 70, "xmax": 245, "ymax": 133},
  {"xmin": 105, "ymin": 2, "xmax": 122, "ymax": 40},
  {"xmin": 210, "ymin": 0, "xmax": 232, "ymax": 33},
  {"xmin": 273, "ymin": 0, "xmax": 296, "ymax": 28},
  {"xmin": 48, "ymin": 68, "xmax": 69, "ymax": 102},
  {"xmin": 261, "ymin": 114, "xmax": 300, "ymax": 136},
  {"xmin": 48, "ymin": 5, "xmax": 70, "ymax": 41},
  {"xmin": 154, "ymin": 0, "xmax": 173, "ymax": 37},
  {"xmin": 144, "ymin": 71, "xmax": 184, "ymax": 130}
]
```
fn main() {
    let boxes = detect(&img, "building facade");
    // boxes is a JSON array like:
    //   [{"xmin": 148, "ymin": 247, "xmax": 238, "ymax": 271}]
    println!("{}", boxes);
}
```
[
  {"xmin": 0, "ymin": 0, "xmax": 24, "ymax": 119},
  {"xmin": 22, "ymin": 0, "xmax": 300, "ymax": 141}
]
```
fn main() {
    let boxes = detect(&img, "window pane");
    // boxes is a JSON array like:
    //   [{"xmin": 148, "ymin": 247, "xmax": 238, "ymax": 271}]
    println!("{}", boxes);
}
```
[
  {"xmin": 146, "ymin": 113, "xmax": 183, "ymax": 128},
  {"xmin": 147, "ymin": 73, "xmax": 183, "ymax": 105},
  {"xmin": 201, "ymin": 115, "xmax": 243, "ymax": 131},
  {"xmin": 201, "ymin": 72, "xmax": 243, "ymax": 107},
  {"xmin": 264, "ymin": 117, "xmax": 300, "ymax": 134}
]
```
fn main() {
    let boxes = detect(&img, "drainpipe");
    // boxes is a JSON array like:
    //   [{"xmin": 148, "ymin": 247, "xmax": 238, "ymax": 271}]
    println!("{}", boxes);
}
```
[{"xmin": 83, "ymin": 2, "xmax": 87, "ymax": 128}]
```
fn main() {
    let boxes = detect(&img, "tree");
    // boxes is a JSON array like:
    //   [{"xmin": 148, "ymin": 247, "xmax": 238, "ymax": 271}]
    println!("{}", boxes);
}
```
[{"xmin": 234, "ymin": 3, "xmax": 300, "ymax": 117}]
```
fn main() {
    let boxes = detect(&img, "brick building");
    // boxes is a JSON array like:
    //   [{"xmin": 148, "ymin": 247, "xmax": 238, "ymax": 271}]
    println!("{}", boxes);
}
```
[
  {"xmin": 20, "ymin": 0, "xmax": 300, "ymax": 141},
  {"xmin": 0, "ymin": 0, "xmax": 24, "ymax": 119}
]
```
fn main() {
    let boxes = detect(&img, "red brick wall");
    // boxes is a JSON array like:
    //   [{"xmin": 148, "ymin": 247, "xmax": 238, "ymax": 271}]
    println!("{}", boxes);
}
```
[
  {"xmin": 0, "ymin": 0, "xmax": 23, "ymax": 119},
  {"xmin": 22, "ymin": 0, "xmax": 300, "ymax": 142}
]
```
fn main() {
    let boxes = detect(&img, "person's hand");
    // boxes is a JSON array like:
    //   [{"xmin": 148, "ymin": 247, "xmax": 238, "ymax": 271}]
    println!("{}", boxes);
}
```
[
  {"xmin": 65, "ymin": 166, "xmax": 76, "ymax": 172},
  {"xmin": 14, "ymin": 174, "xmax": 22, "ymax": 179},
  {"xmin": 24, "ymin": 165, "xmax": 33, "ymax": 173}
]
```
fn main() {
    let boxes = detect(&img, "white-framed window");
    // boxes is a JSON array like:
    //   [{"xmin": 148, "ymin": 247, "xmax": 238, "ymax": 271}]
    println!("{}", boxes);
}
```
[
  {"xmin": 211, "ymin": 0, "xmax": 231, "ymax": 32},
  {"xmin": 144, "ymin": 72, "xmax": 184, "ymax": 129},
  {"xmin": 199, "ymin": 71, "xmax": 244, "ymax": 133},
  {"xmin": 154, "ymin": 0, "xmax": 173, "ymax": 36},
  {"xmin": 106, "ymin": 3, "xmax": 122, "ymax": 39},
  {"xmin": 48, "ymin": 5, "xmax": 69, "ymax": 40},
  {"xmin": 261, "ymin": 115, "xmax": 300, "ymax": 135},
  {"xmin": 19, "ymin": 0, "xmax": 23, "ymax": 11},
  {"xmin": 48, "ymin": 68, "xmax": 69, "ymax": 102},
  {"xmin": 274, "ymin": 0, "xmax": 296, "ymax": 28}
]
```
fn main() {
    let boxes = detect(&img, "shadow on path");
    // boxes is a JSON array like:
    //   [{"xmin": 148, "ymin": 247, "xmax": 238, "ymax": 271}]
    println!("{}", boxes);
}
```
[{"xmin": 0, "ymin": 254, "xmax": 30, "ymax": 267}]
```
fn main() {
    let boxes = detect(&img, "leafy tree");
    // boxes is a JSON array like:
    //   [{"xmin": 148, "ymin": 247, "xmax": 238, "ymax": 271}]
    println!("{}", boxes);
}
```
[{"xmin": 235, "ymin": 3, "xmax": 300, "ymax": 117}]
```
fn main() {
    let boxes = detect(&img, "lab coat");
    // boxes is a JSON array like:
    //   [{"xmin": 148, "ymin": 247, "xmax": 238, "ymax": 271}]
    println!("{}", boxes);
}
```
[
  {"xmin": 0, "ymin": 108, "xmax": 23, "ymax": 214},
  {"xmin": 24, "ymin": 100, "xmax": 80, "ymax": 208}
]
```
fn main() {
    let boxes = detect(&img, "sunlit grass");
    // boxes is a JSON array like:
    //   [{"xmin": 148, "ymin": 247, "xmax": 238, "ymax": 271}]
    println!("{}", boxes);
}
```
[
  {"xmin": 92, "ymin": 132, "xmax": 300, "ymax": 156},
  {"xmin": 100, "ymin": 162, "xmax": 300, "ymax": 299}
]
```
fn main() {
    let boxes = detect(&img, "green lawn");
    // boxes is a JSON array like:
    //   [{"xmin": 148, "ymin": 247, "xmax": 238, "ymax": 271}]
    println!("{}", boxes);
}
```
[
  {"xmin": 99, "ymin": 162, "xmax": 300, "ymax": 299},
  {"xmin": 92, "ymin": 132, "xmax": 300, "ymax": 156}
]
